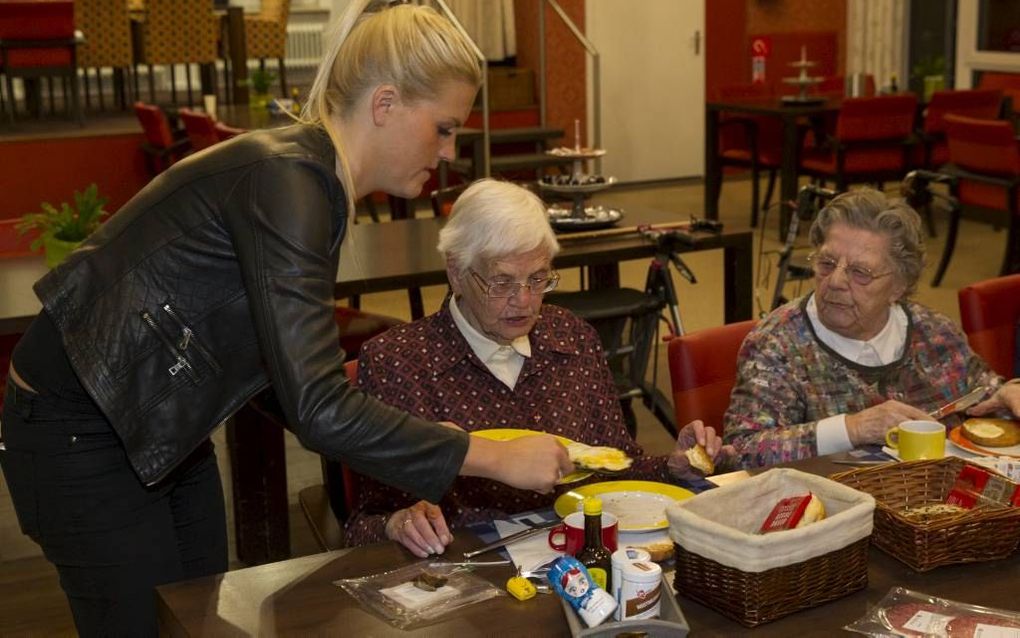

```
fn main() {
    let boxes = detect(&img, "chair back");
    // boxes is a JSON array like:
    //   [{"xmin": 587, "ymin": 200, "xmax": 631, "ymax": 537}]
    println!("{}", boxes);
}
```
[
  {"xmin": 137, "ymin": 0, "xmax": 218, "ymax": 65},
  {"xmin": 835, "ymin": 94, "xmax": 918, "ymax": 142},
  {"xmin": 178, "ymin": 108, "xmax": 221, "ymax": 151},
  {"xmin": 666, "ymin": 320, "xmax": 757, "ymax": 434},
  {"xmin": 245, "ymin": 0, "xmax": 290, "ymax": 59},
  {"xmin": 133, "ymin": 101, "xmax": 176, "ymax": 148},
  {"xmin": 923, "ymin": 89, "xmax": 1003, "ymax": 135},
  {"xmin": 945, "ymin": 114, "xmax": 1020, "ymax": 177},
  {"xmin": 74, "ymin": 0, "xmax": 133, "ymax": 69},
  {"xmin": 0, "ymin": 1, "xmax": 76, "ymax": 68},
  {"xmin": 958, "ymin": 274, "xmax": 1020, "ymax": 378}
]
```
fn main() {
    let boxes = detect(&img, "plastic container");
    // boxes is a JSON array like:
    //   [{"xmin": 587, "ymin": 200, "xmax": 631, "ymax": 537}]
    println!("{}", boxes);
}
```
[
  {"xmin": 611, "ymin": 547, "xmax": 651, "ymax": 620},
  {"xmin": 618, "ymin": 560, "xmax": 662, "ymax": 621},
  {"xmin": 560, "ymin": 573, "xmax": 689, "ymax": 638}
]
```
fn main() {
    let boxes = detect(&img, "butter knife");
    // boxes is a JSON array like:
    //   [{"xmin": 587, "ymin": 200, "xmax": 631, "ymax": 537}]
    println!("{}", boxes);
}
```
[
  {"xmin": 463, "ymin": 520, "xmax": 559, "ymax": 559},
  {"xmin": 927, "ymin": 386, "xmax": 989, "ymax": 420}
]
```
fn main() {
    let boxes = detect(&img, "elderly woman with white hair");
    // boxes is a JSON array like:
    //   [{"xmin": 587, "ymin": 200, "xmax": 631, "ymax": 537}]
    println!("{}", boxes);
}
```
[
  {"xmin": 344, "ymin": 178, "xmax": 730, "ymax": 557},
  {"xmin": 725, "ymin": 188, "xmax": 1020, "ymax": 468}
]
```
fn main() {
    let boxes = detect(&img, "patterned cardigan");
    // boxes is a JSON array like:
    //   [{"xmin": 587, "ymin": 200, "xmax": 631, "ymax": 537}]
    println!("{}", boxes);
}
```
[
  {"xmin": 344, "ymin": 302, "xmax": 673, "ymax": 546},
  {"xmin": 724, "ymin": 295, "xmax": 1001, "ymax": 468}
]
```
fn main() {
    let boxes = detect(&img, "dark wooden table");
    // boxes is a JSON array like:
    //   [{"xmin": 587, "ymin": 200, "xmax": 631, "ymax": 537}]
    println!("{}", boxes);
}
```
[
  {"xmin": 705, "ymin": 96, "xmax": 841, "ymax": 235},
  {"xmin": 156, "ymin": 453, "xmax": 1020, "ymax": 637}
]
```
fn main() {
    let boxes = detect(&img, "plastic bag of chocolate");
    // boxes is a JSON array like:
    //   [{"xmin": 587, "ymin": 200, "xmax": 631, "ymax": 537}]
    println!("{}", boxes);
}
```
[
  {"xmin": 844, "ymin": 586, "xmax": 1020, "ymax": 637},
  {"xmin": 333, "ymin": 559, "xmax": 503, "ymax": 630}
]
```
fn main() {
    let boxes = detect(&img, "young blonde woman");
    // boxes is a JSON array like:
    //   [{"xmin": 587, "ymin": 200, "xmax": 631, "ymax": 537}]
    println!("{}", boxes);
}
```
[{"xmin": 0, "ymin": 2, "xmax": 570, "ymax": 634}]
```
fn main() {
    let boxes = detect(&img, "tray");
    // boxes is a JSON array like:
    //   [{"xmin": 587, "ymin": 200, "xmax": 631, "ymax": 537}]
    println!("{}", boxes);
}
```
[
  {"xmin": 547, "ymin": 206, "xmax": 623, "ymax": 232},
  {"xmin": 560, "ymin": 573, "xmax": 689, "ymax": 637}
]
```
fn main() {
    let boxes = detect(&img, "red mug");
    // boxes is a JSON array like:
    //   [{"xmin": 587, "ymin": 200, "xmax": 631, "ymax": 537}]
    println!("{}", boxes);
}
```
[{"xmin": 548, "ymin": 511, "xmax": 619, "ymax": 555}]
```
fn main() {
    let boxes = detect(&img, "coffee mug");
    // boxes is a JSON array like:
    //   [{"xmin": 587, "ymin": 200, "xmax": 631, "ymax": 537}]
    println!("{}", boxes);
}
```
[
  {"xmin": 885, "ymin": 420, "xmax": 946, "ymax": 460},
  {"xmin": 548, "ymin": 511, "xmax": 619, "ymax": 555}
]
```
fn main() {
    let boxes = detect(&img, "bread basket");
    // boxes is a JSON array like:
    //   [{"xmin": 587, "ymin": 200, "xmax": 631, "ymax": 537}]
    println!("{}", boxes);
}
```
[
  {"xmin": 830, "ymin": 456, "xmax": 1020, "ymax": 571},
  {"xmin": 666, "ymin": 468, "xmax": 875, "ymax": 627}
]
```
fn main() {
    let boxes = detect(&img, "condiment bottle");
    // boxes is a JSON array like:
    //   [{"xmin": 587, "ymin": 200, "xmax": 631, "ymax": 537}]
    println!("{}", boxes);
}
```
[{"xmin": 575, "ymin": 497, "xmax": 613, "ymax": 592}]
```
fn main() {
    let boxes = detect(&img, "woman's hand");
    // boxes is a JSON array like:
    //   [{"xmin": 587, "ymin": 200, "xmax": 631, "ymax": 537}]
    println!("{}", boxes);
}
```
[
  {"xmin": 845, "ymin": 400, "xmax": 932, "ymax": 446},
  {"xmin": 666, "ymin": 420, "xmax": 736, "ymax": 479},
  {"xmin": 384, "ymin": 501, "xmax": 452, "ymax": 558},
  {"xmin": 460, "ymin": 434, "xmax": 573, "ymax": 493},
  {"xmin": 967, "ymin": 381, "xmax": 1020, "ymax": 418}
]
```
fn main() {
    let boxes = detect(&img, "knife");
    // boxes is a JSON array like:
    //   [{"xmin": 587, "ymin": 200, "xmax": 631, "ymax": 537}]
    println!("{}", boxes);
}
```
[
  {"xmin": 927, "ymin": 386, "xmax": 989, "ymax": 420},
  {"xmin": 463, "ymin": 520, "xmax": 560, "ymax": 559}
]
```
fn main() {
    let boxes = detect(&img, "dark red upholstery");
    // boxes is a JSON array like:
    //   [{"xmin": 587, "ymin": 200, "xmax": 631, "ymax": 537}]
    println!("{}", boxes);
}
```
[
  {"xmin": 178, "ymin": 108, "xmax": 245, "ymax": 152},
  {"xmin": 713, "ymin": 84, "xmax": 782, "ymax": 228},
  {"xmin": 0, "ymin": 332, "xmax": 22, "ymax": 410},
  {"xmin": 958, "ymin": 274, "xmax": 1020, "ymax": 379},
  {"xmin": 666, "ymin": 320, "xmax": 757, "ymax": 435},
  {"xmin": 133, "ymin": 101, "xmax": 190, "ymax": 175},
  {"xmin": 931, "ymin": 114, "xmax": 1020, "ymax": 285},
  {"xmin": 0, "ymin": 0, "xmax": 81, "ymax": 123},
  {"xmin": 918, "ymin": 89, "xmax": 1003, "ymax": 167},
  {"xmin": 799, "ymin": 94, "xmax": 918, "ymax": 190}
]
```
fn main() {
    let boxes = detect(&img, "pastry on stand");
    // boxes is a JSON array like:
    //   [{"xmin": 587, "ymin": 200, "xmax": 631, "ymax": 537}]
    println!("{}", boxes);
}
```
[{"xmin": 540, "ymin": 120, "xmax": 624, "ymax": 232}]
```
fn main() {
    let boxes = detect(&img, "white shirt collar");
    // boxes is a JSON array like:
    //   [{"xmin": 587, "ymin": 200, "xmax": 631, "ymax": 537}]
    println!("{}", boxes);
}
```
[{"xmin": 806, "ymin": 293, "xmax": 907, "ymax": 366}]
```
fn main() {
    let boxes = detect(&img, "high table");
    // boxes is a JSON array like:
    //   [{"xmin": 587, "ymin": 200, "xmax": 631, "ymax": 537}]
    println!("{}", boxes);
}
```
[
  {"xmin": 704, "ymin": 96, "xmax": 841, "ymax": 235},
  {"xmin": 156, "ymin": 453, "xmax": 1020, "ymax": 637},
  {"xmin": 0, "ymin": 206, "xmax": 753, "ymax": 565}
]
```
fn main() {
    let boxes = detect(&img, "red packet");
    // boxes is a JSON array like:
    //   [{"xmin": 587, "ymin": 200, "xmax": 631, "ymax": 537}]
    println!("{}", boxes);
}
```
[
  {"xmin": 946, "ymin": 465, "xmax": 1020, "ymax": 509},
  {"xmin": 759, "ymin": 493, "xmax": 812, "ymax": 534}
]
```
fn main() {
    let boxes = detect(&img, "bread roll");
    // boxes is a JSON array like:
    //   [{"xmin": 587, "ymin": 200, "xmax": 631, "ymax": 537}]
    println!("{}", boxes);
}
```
[
  {"xmin": 684, "ymin": 444, "xmax": 715, "ymax": 475},
  {"xmin": 795, "ymin": 493, "xmax": 826, "ymax": 528},
  {"xmin": 961, "ymin": 418, "xmax": 1020, "ymax": 447}
]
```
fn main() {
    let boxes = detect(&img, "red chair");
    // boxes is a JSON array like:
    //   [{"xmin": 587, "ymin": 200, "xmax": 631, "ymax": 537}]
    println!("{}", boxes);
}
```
[
  {"xmin": 666, "ymin": 320, "xmax": 757, "ymax": 435},
  {"xmin": 133, "ymin": 101, "xmax": 190, "ymax": 175},
  {"xmin": 799, "ymin": 94, "xmax": 919, "ymax": 191},
  {"xmin": 0, "ymin": 0, "xmax": 83, "ymax": 124},
  {"xmin": 932, "ymin": 114, "xmax": 1020, "ymax": 286},
  {"xmin": 918, "ymin": 89, "xmax": 1003, "ymax": 168},
  {"xmin": 978, "ymin": 72, "xmax": 1020, "ymax": 121},
  {"xmin": 713, "ymin": 84, "xmax": 782, "ymax": 228},
  {"xmin": 178, "ymin": 107, "xmax": 245, "ymax": 152},
  {"xmin": 958, "ymin": 274, "xmax": 1020, "ymax": 379}
]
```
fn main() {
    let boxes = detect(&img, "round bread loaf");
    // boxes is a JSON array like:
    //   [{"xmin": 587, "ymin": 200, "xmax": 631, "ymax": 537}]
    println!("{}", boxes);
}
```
[{"xmin": 961, "ymin": 418, "xmax": 1020, "ymax": 447}]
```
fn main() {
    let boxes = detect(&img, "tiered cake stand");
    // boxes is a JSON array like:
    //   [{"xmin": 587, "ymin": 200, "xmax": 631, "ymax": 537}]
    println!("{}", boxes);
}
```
[
  {"xmin": 781, "ymin": 48, "xmax": 824, "ymax": 105},
  {"xmin": 539, "ymin": 147, "xmax": 623, "ymax": 232}
]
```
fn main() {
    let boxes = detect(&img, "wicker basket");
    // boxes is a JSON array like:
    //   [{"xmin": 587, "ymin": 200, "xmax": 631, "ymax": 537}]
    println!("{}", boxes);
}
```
[
  {"xmin": 667, "ymin": 469, "xmax": 875, "ymax": 627},
  {"xmin": 830, "ymin": 456, "xmax": 1020, "ymax": 572}
]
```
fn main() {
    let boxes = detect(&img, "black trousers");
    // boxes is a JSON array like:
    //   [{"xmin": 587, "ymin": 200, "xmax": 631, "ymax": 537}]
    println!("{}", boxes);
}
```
[{"xmin": 0, "ymin": 379, "xmax": 228, "ymax": 637}]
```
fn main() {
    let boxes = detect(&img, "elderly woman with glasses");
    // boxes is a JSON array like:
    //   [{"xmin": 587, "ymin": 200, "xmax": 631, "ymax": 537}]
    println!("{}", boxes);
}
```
[
  {"xmin": 724, "ymin": 188, "xmax": 1020, "ymax": 468},
  {"xmin": 344, "ymin": 179, "xmax": 730, "ymax": 556}
]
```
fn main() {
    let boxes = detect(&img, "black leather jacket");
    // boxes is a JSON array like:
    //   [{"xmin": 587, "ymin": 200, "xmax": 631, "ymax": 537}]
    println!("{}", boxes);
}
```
[{"xmin": 33, "ymin": 124, "xmax": 467, "ymax": 501}]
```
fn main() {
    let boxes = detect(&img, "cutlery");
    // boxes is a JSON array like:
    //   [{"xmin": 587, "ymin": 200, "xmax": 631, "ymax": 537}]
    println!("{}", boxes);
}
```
[
  {"xmin": 928, "ymin": 386, "xmax": 990, "ymax": 420},
  {"xmin": 462, "ymin": 520, "xmax": 559, "ymax": 559},
  {"xmin": 429, "ymin": 560, "xmax": 511, "ymax": 568}
]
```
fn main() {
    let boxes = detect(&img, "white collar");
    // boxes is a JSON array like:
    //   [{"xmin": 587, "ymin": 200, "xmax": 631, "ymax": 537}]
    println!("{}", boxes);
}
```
[
  {"xmin": 449, "ymin": 296, "xmax": 532, "ymax": 361},
  {"xmin": 806, "ymin": 293, "xmax": 907, "ymax": 366}
]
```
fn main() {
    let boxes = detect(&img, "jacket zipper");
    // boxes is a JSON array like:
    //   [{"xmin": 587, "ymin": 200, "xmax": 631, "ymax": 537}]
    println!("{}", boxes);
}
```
[
  {"xmin": 140, "ymin": 310, "xmax": 197, "ymax": 382},
  {"xmin": 161, "ymin": 303, "xmax": 222, "ymax": 373}
]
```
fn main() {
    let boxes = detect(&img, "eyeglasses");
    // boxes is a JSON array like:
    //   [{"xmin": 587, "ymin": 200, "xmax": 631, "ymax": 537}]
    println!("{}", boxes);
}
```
[
  {"xmin": 469, "ymin": 269, "xmax": 560, "ymax": 298},
  {"xmin": 806, "ymin": 252, "xmax": 893, "ymax": 286}
]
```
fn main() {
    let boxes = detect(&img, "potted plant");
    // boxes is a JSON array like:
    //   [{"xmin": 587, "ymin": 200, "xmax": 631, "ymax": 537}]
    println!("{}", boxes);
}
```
[
  {"xmin": 249, "ymin": 68, "xmax": 277, "ymax": 111},
  {"xmin": 911, "ymin": 55, "xmax": 947, "ymax": 101},
  {"xmin": 16, "ymin": 183, "xmax": 109, "ymax": 268}
]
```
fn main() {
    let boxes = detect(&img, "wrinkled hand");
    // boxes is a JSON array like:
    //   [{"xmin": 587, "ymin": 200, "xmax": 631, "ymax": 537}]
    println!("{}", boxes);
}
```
[
  {"xmin": 384, "ymin": 500, "xmax": 452, "ymax": 558},
  {"xmin": 666, "ymin": 420, "xmax": 737, "ymax": 480},
  {"xmin": 967, "ymin": 381, "xmax": 1020, "ymax": 419},
  {"xmin": 845, "ymin": 400, "xmax": 932, "ymax": 446}
]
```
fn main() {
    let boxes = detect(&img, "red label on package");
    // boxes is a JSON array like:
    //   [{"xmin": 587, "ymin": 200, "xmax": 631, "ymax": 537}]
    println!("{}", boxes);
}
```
[
  {"xmin": 946, "ymin": 465, "xmax": 1020, "ymax": 510},
  {"xmin": 759, "ymin": 494, "xmax": 811, "ymax": 533}
]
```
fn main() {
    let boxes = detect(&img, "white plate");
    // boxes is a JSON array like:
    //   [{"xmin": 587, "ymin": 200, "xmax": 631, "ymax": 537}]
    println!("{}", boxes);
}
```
[{"xmin": 554, "ymin": 481, "xmax": 694, "ymax": 533}]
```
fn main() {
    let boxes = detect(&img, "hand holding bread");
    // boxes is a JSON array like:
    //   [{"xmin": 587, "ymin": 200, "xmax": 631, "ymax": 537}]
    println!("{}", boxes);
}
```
[{"xmin": 667, "ymin": 420, "xmax": 736, "ymax": 479}]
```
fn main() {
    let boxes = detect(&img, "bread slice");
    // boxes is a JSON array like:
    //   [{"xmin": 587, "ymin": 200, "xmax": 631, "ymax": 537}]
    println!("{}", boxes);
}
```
[
  {"xmin": 961, "ymin": 418, "xmax": 1020, "ymax": 447},
  {"xmin": 684, "ymin": 444, "xmax": 715, "ymax": 475}
]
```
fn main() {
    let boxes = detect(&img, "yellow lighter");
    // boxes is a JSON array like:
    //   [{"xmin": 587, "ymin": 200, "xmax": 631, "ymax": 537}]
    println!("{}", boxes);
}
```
[{"xmin": 506, "ymin": 566, "xmax": 537, "ymax": 601}]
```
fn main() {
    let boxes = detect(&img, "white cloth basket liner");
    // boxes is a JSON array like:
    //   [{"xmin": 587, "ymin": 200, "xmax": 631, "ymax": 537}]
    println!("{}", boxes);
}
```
[{"xmin": 666, "ymin": 468, "xmax": 875, "ymax": 573}]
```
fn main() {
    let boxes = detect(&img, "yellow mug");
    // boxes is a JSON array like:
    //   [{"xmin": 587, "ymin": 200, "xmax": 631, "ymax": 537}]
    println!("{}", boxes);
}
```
[{"xmin": 885, "ymin": 420, "xmax": 946, "ymax": 460}]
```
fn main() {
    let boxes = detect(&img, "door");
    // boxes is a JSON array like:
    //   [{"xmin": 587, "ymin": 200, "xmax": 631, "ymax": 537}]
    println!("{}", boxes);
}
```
[{"xmin": 585, "ymin": 0, "xmax": 705, "ymax": 182}]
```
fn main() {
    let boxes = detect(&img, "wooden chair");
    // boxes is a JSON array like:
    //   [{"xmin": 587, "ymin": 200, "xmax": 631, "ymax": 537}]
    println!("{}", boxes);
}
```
[
  {"xmin": 133, "ymin": 0, "xmax": 220, "ymax": 106},
  {"xmin": 932, "ymin": 114, "xmax": 1020, "ymax": 286},
  {"xmin": 133, "ymin": 101, "xmax": 190, "ymax": 175},
  {"xmin": 799, "ymin": 94, "xmax": 918, "ymax": 192},
  {"xmin": 177, "ymin": 107, "xmax": 244, "ymax": 152},
  {"xmin": 0, "ymin": 0, "xmax": 83, "ymax": 124},
  {"xmin": 958, "ymin": 273, "xmax": 1020, "ymax": 379},
  {"xmin": 666, "ymin": 320, "xmax": 757, "ymax": 434},
  {"xmin": 75, "ymin": 0, "xmax": 135, "ymax": 110},
  {"xmin": 713, "ymin": 83, "xmax": 782, "ymax": 228}
]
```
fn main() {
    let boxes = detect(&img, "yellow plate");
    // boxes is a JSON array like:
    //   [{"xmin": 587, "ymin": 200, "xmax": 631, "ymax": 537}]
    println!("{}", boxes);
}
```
[
  {"xmin": 554, "ymin": 480, "xmax": 695, "ymax": 532},
  {"xmin": 470, "ymin": 429, "xmax": 594, "ymax": 484}
]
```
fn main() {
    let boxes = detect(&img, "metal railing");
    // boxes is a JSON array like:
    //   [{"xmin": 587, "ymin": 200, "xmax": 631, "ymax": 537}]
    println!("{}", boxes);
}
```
[
  {"xmin": 539, "ymin": 0, "xmax": 601, "ymax": 171},
  {"xmin": 434, "ymin": 0, "xmax": 490, "ymax": 177}
]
